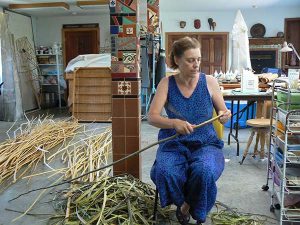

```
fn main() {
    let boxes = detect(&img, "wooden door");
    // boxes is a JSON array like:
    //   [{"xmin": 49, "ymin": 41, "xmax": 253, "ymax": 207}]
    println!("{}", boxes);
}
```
[
  {"xmin": 62, "ymin": 27, "xmax": 99, "ymax": 67},
  {"xmin": 166, "ymin": 32, "xmax": 228, "ymax": 75},
  {"xmin": 199, "ymin": 34, "xmax": 227, "ymax": 75},
  {"xmin": 284, "ymin": 18, "xmax": 300, "ymax": 68}
]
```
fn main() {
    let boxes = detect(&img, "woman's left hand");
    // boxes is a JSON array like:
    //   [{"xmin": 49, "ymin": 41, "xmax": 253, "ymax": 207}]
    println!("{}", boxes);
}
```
[{"xmin": 218, "ymin": 110, "xmax": 231, "ymax": 124}]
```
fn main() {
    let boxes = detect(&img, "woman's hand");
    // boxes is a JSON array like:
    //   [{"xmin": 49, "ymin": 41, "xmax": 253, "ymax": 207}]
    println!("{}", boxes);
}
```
[
  {"xmin": 218, "ymin": 110, "xmax": 231, "ymax": 124},
  {"xmin": 172, "ymin": 119, "xmax": 194, "ymax": 135}
]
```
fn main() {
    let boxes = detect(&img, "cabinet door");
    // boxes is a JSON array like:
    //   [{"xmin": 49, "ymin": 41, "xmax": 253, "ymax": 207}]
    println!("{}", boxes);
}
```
[
  {"xmin": 166, "ymin": 32, "xmax": 228, "ymax": 75},
  {"xmin": 284, "ymin": 18, "xmax": 300, "ymax": 68},
  {"xmin": 199, "ymin": 34, "xmax": 227, "ymax": 75}
]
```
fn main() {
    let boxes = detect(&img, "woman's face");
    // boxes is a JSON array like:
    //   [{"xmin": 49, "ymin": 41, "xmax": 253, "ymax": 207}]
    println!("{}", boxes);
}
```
[{"xmin": 175, "ymin": 48, "xmax": 201, "ymax": 77}]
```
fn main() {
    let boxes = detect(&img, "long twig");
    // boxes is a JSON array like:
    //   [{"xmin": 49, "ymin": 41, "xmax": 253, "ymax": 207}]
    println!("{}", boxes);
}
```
[{"xmin": 9, "ymin": 114, "xmax": 222, "ymax": 202}]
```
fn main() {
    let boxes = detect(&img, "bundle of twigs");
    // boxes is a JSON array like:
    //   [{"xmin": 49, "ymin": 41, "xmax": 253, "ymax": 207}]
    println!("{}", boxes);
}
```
[
  {"xmin": 51, "ymin": 174, "xmax": 171, "ymax": 225},
  {"xmin": 0, "ymin": 117, "xmax": 79, "ymax": 188}
]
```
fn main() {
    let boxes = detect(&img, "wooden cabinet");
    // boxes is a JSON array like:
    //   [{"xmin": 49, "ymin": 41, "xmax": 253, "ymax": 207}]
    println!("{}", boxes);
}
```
[
  {"xmin": 284, "ymin": 18, "xmax": 300, "ymax": 68},
  {"xmin": 166, "ymin": 32, "xmax": 228, "ymax": 75},
  {"xmin": 65, "ymin": 67, "xmax": 112, "ymax": 122}
]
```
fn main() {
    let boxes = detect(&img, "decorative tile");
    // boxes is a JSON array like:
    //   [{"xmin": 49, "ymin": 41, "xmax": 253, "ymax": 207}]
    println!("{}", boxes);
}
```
[
  {"xmin": 110, "ymin": 16, "xmax": 123, "ymax": 25},
  {"xmin": 123, "ymin": 24, "xmax": 136, "ymax": 37},
  {"xmin": 147, "ymin": 0, "xmax": 159, "ymax": 33},
  {"xmin": 116, "ymin": 0, "xmax": 136, "ymax": 13},
  {"xmin": 111, "ymin": 53, "xmax": 118, "ymax": 60},
  {"xmin": 118, "ymin": 81, "xmax": 132, "ymax": 95},
  {"xmin": 123, "ymin": 16, "xmax": 136, "ymax": 25},
  {"xmin": 110, "ymin": 25, "xmax": 119, "ymax": 34},
  {"xmin": 117, "ymin": 51, "xmax": 123, "ymax": 61},
  {"xmin": 123, "ymin": 52, "xmax": 136, "ymax": 64},
  {"xmin": 110, "ymin": 0, "xmax": 116, "ymax": 7},
  {"xmin": 112, "ymin": 79, "xmax": 140, "ymax": 94},
  {"xmin": 118, "ymin": 26, "xmax": 124, "ymax": 37},
  {"xmin": 116, "ymin": 37, "xmax": 137, "ymax": 50},
  {"xmin": 111, "ymin": 62, "xmax": 124, "ymax": 73},
  {"xmin": 124, "ymin": 64, "xmax": 136, "ymax": 73}
]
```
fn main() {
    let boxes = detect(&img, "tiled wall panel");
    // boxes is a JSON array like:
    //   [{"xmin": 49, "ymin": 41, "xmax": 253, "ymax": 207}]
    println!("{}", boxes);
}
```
[{"xmin": 110, "ymin": 0, "xmax": 141, "ymax": 178}]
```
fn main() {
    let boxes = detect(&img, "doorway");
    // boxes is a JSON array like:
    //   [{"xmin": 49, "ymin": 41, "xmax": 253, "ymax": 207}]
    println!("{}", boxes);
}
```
[{"xmin": 62, "ymin": 25, "xmax": 100, "ymax": 67}]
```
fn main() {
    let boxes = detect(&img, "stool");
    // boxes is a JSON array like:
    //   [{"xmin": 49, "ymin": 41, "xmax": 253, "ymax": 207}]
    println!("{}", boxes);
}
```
[{"xmin": 240, "ymin": 118, "xmax": 271, "ymax": 165}]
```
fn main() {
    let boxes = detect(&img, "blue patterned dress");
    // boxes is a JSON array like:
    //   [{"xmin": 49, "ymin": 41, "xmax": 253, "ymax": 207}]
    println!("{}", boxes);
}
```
[{"xmin": 150, "ymin": 73, "xmax": 225, "ymax": 223}]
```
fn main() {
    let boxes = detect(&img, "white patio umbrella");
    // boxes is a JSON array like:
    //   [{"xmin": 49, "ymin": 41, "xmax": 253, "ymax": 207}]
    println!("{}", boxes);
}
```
[{"xmin": 230, "ymin": 10, "xmax": 252, "ymax": 74}]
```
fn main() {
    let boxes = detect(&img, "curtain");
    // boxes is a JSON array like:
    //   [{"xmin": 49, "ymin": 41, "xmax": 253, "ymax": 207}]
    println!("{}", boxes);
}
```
[{"xmin": 0, "ymin": 12, "xmax": 23, "ymax": 121}]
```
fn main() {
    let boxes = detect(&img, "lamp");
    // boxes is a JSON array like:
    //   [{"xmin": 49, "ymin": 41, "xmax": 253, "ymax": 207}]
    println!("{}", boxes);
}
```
[{"xmin": 280, "ymin": 41, "xmax": 300, "ymax": 61}]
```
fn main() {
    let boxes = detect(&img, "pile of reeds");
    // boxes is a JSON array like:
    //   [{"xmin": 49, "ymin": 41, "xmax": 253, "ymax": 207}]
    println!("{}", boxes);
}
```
[
  {"xmin": 0, "ymin": 117, "xmax": 80, "ymax": 188},
  {"xmin": 51, "ymin": 174, "xmax": 172, "ymax": 225},
  {"xmin": 47, "ymin": 127, "xmax": 112, "ymax": 182},
  {"xmin": 210, "ymin": 201, "xmax": 276, "ymax": 225}
]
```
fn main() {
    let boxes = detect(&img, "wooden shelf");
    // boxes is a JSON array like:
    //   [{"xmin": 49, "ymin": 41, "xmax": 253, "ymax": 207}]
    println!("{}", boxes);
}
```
[{"xmin": 249, "ymin": 37, "xmax": 284, "ymax": 45}]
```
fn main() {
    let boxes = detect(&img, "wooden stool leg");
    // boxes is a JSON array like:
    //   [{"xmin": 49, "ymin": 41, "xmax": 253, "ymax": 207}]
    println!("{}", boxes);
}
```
[
  {"xmin": 259, "ymin": 129, "xmax": 267, "ymax": 159},
  {"xmin": 253, "ymin": 129, "xmax": 260, "ymax": 157},
  {"xmin": 240, "ymin": 129, "xmax": 256, "ymax": 165}
]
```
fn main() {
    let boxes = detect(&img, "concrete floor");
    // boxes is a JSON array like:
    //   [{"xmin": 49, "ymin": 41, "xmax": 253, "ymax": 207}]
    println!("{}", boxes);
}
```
[{"xmin": 0, "ymin": 108, "xmax": 283, "ymax": 224}]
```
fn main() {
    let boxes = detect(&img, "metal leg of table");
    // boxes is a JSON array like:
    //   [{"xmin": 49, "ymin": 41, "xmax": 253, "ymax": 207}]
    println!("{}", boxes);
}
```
[
  {"xmin": 227, "ymin": 100, "xmax": 240, "ymax": 156},
  {"xmin": 227, "ymin": 101, "xmax": 234, "ymax": 145}
]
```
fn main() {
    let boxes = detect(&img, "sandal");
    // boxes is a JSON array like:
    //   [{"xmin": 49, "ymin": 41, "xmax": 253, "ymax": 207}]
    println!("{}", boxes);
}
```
[
  {"xmin": 176, "ymin": 206, "xmax": 190, "ymax": 225},
  {"xmin": 197, "ymin": 220, "xmax": 204, "ymax": 224}
]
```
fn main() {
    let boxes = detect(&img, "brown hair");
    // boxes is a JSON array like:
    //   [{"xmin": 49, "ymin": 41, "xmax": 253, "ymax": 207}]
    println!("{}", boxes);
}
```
[{"xmin": 169, "ymin": 36, "xmax": 201, "ymax": 69}]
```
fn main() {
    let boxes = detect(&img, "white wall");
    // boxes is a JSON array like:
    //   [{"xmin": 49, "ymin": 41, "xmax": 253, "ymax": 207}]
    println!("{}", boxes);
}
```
[
  {"xmin": 34, "ymin": 13, "xmax": 110, "ymax": 49},
  {"xmin": 161, "ymin": 7, "xmax": 300, "ymax": 37},
  {"xmin": 160, "ymin": 6, "xmax": 300, "ymax": 70}
]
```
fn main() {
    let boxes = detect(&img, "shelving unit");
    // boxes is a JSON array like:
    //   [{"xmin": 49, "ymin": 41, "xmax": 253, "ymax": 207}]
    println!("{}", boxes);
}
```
[
  {"xmin": 263, "ymin": 78, "xmax": 300, "ymax": 224},
  {"xmin": 36, "ymin": 53, "xmax": 63, "ymax": 108}
]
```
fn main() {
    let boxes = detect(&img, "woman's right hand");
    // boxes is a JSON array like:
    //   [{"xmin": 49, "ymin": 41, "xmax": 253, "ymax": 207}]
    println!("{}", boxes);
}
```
[{"xmin": 172, "ymin": 119, "xmax": 194, "ymax": 135}]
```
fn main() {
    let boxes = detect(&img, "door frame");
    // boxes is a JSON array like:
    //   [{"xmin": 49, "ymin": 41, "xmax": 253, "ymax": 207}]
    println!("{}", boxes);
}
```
[{"xmin": 62, "ymin": 27, "xmax": 100, "ymax": 67}]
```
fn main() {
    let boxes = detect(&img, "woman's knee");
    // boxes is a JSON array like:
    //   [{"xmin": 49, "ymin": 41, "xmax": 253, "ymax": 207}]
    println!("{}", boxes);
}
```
[
  {"xmin": 190, "ymin": 161, "xmax": 215, "ymax": 179},
  {"xmin": 156, "ymin": 162, "xmax": 186, "ymax": 182}
]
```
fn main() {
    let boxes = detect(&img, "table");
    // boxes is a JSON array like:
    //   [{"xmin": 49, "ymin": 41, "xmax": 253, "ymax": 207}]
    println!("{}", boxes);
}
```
[{"xmin": 223, "ymin": 91, "xmax": 272, "ymax": 156}]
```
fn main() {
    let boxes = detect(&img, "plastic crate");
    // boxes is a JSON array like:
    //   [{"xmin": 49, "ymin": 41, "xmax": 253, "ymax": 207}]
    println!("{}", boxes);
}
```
[
  {"xmin": 224, "ymin": 101, "xmax": 256, "ymax": 129},
  {"xmin": 277, "ymin": 91, "xmax": 300, "ymax": 110}
]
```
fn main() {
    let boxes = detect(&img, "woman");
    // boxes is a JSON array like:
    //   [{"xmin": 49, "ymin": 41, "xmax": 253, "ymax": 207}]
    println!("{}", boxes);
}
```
[{"xmin": 148, "ymin": 37, "xmax": 231, "ymax": 224}]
